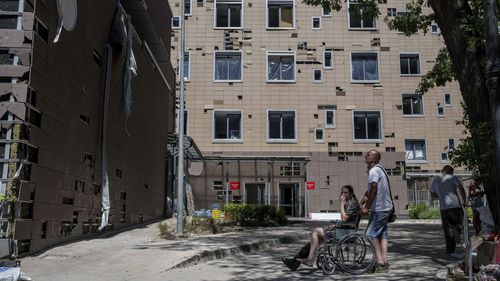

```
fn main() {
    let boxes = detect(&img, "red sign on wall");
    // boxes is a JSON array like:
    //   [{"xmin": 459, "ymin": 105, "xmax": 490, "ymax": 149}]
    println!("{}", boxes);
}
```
[
  {"xmin": 306, "ymin": 181, "xmax": 315, "ymax": 190},
  {"xmin": 229, "ymin": 181, "xmax": 240, "ymax": 190}
]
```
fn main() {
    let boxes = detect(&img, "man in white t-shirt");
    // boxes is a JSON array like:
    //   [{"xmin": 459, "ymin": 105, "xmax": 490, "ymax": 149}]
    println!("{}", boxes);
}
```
[
  {"xmin": 430, "ymin": 165, "xmax": 466, "ymax": 254},
  {"xmin": 360, "ymin": 149, "xmax": 393, "ymax": 273}
]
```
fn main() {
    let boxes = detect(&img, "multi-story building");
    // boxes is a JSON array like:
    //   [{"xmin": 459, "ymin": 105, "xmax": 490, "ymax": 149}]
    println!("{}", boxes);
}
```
[
  {"xmin": 0, "ymin": 0, "xmax": 176, "ymax": 255},
  {"xmin": 171, "ymin": 0, "xmax": 468, "ymax": 217}
]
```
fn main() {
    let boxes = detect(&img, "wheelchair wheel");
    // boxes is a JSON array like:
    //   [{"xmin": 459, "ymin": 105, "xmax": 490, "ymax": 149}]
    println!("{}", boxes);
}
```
[
  {"xmin": 322, "ymin": 256, "xmax": 336, "ymax": 275},
  {"xmin": 316, "ymin": 252, "xmax": 324, "ymax": 269},
  {"xmin": 335, "ymin": 233, "xmax": 376, "ymax": 275}
]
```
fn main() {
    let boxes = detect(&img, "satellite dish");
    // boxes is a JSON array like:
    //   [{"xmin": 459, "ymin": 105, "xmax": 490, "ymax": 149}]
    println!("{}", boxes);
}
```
[
  {"xmin": 188, "ymin": 162, "xmax": 203, "ymax": 176},
  {"xmin": 59, "ymin": 0, "xmax": 77, "ymax": 31}
]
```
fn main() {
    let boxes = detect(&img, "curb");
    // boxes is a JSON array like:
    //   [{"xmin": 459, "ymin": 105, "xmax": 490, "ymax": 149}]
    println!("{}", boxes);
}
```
[{"xmin": 165, "ymin": 231, "xmax": 309, "ymax": 271}]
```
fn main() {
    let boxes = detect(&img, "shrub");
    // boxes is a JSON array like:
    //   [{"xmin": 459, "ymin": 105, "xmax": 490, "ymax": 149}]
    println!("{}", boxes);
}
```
[
  {"xmin": 409, "ymin": 203, "xmax": 441, "ymax": 219},
  {"xmin": 223, "ymin": 204, "xmax": 288, "ymax": 226},
  {"xmin": 158, "ymin": 221, "xmax": 176, "ymax": 239}
]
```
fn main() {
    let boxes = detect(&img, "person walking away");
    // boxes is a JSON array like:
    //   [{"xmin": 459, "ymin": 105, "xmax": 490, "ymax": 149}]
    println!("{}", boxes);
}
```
[
  {"xmin": 468, "ymin": 176, "xmax": 484, "ymax": 235},
  {"xmin": 360, "ymin": 149, "xmax": 393, "ymax": 273},
  {"xmin": 282, "ymin": 185, "xmax": 360, "ymax": 270},
  {"xmin": 430, "ymin": 165, "xmax": 466, "ymax": 256}
]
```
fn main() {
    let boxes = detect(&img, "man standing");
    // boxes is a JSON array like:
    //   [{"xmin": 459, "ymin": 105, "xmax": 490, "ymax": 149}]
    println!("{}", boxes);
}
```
[
  {"xmin": 361, "ymin": 149, "xmax": 393, "ymax": 273},
  {"xmin": 430, "ymin": 165, "xmax": 466, "ymax": 256}
]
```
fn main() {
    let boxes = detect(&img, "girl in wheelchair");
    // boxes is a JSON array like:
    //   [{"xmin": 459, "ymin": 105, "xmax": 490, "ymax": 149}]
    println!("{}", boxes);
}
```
[{"xmin": 282, "ymin": 185, "xmax": 360, "ymax": 270}]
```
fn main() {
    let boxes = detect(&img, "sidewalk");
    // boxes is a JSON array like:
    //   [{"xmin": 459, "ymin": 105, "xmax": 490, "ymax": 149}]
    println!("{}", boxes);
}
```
[
  {"xmin": 20, "ymin": 221, "xmax": 310, "ymax": 281},
  {"xmin": 20, "ymin": 219, "xmax": 456, "ymax": 281}
]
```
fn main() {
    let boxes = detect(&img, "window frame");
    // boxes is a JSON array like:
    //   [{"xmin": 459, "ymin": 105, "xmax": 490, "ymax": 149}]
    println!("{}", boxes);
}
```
[
  {"xmin": 402, "ymin": 93, "xmax": 424, "ymax": 117},
  {"xmin": 184, "ymin": 0, "xmax": 193, "ymax": 16},
  {"xmin": 350, "ymin": 51, "xmax": 380, "ymax": 83},
  {"xmin": 325, "ymin": 110, "xmax": 336, "ymax": 129},
  {"xmin": 266, "ymin": 51, "xmax": 296, "ymax": 83},
  {"xmin": 431, "ymin": 21, "xmax": 440, "ymax": 34},
  {"xmin": 347, "ymin": 0, "xmax": 377, "ymax": 30},
  {"xmin": 387, "ymin": 8, "xmax": 396, "ymax": 17},
  {"xmin": 441, "ymin": 152, "xmax": 449, "ymax": 163},
  {"xmin": 314, "ymin": 128, "xmax": 325, "ymax": 143},
  {"xmin": 437, "ymin": 105, "xmax": 445, "ymax": 117},
  {"xmin": 313, "ymin": 69, "xmax": 323, "ymax": 83},
  {"xmin": 444, "ymin": 92, "xmax": 452, "ymax": 106},
  {"xmin": 266, "ymin": 0, "xmax": 296, "ymax": 30},
  {"xmin": 352, "ymin": 110, "xmax": 383, "ymax": 143},
  {"xmin": 311, "ymin": 16, "xmax": 321, "ymax": 30},
  {"xmin": 213, "ymin": 50, "xmax": 243, "ymax": 82},
  {"xmin": 267, "ymin": 109, "xmax": 297, "ymax": 143},
  {"xmin": 323, "ymin": 51, "xmax": 334, "ymax": 69},
  {"xmin": 404, "ymin": 139, "xmax": 428, "ymax": 163},
  {"xmin": 183, "ymin": 110, "xmax": 189, "ymax": 135},
  {"xmin": 183, "ymin": 51, "xmax": 191, "ymax": 82},
  {"xmin": 214, "ymin": 0, "xmax": 244, "ymax": 29},
  {"xmin": 212, "ymin": 109, "xmax": 243, "ymax": 143},
  {"xmin": 399, "ymin": 52, "xmax": 421, "ymax": 76},
  {"xmin": 171, "ymin": 16, "xmax": 180, "ymax": 29},
  {"xmin": 322, "ymin": 6, "xmax": 332, "ymax": 17}
]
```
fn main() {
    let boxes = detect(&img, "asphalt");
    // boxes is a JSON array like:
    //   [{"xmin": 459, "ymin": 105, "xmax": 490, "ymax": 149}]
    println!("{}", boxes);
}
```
[{"xmin": 20, "ymin": 219, "xmax": 456, "ymax": 281}]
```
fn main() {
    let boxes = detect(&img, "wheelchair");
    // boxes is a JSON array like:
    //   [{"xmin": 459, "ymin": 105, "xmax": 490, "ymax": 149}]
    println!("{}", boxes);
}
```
[{"xmin": 314, "ymin": 219, "xmax": 376, "ymax": 275}]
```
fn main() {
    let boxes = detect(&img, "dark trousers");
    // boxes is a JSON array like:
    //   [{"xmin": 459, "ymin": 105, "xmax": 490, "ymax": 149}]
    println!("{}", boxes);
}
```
[{"xmin": 440, "ymin": 208, "xmax": 464, "ymax": 253}]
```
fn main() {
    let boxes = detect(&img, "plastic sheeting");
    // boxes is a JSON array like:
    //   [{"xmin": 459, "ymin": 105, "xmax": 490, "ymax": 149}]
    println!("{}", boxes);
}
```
[{"xmin": 267, "ymin": 55, "xmax": 294, "ymax": 81}]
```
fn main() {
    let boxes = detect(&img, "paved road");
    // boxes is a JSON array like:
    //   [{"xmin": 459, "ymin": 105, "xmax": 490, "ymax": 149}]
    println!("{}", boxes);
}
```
[{"xmin": 161, "ymin": 223, "xmax": 460, "ymax": 281}]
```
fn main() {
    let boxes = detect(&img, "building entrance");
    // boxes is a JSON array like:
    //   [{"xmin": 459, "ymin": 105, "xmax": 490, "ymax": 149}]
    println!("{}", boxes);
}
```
[{"xmin": 279, "ymin": 183, "xmax": 300, "ymax": 217}]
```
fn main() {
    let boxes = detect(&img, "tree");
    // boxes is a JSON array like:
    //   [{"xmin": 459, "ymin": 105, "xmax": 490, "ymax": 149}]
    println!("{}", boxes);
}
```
[{"xmin": 303, "ymin": 0, "xmax": 500, "ymax": 227}]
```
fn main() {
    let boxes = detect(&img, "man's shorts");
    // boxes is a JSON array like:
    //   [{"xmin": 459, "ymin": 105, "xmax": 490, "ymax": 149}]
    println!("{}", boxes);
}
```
[{"xmin": 365, "ymin": 210, "xmax": 391, "ymax": 239}]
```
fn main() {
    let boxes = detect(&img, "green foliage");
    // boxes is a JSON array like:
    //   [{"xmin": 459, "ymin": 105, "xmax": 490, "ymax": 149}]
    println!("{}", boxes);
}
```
[
  {"xmin": 302, "ymin": 0, "xmax": 379, "ymax": 20},
  {"xmin": 409, "ymin": 203, "xmax": 441, "ymax": 219},
  {"xmin": 385, "ymin": 0, "xmax": 432, "ymax": 36},
  {"xmin": 416, "ymin": 48, "xmax": 456, "ymax": 94},
  {"xmin": 184, "ymin": 216, "xmax": 220, "ymax": 234},
  {"xmin": 223, "ymin": 204, "xmax": 288, "ymax": 227}
]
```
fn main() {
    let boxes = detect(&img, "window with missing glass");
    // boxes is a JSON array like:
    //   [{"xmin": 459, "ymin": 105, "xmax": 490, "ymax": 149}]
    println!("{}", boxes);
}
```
[
  {"xmin": 348, "ymin": 0, "xmax": 376, "ymax": 29},
  {"xmin": 185, "ymin": 0, "xmax": 192, "ymax": 15},
  {"xmin": 325, "ymin": 110, "xmax": 335, "ymax": 129},
  {"xmin": 268, "ymin": 110, "xmax": 296, "ymax": 141},
  {"xmin": 183, "ymin": 52, "xmax": 190, "ymax": 81},
  {"xmin": 267, "ymin": 0, "xmax": 294, "ymax": 29},
  {"xmin": 214, "ymin": 51, "xmax": 242, "ymax": 81},
  {"xmin": 0, "ymin": 50, "xmax": 14, "ymax": 65},
  {"xmin": 402, "ymin": 94, "xmax": 423, "ymax": 116},
  {"xmin": 351, "ymin": 52, "xmax": 379, "ymax": 82},
  {"xmin": 267, "ymin": 51, "xmax": 295, "ymax": 82},
  {"xmin": 444, "ymin": 93, "xmax": 452, "ymax": 106},
  {"xmin": 405, "ymin": 139, "xmax": 427, "ymax": 161},
  {"xmin": 315, "ymin": 128, "xmax": 324, "ymax": 143},
  {"xmin": 400, "ymin": 53, "xmax": 421, "ymax": 75},
  {"xmin": 213, "ymin": 110, "xmax": 242, "ymax": 141},
  {"xmin": 312, "ymin": 16, "xmax": 321, "ymax": 29},
  {"xmin": 313, "ymin": 69, "xmax": 322, "ymax": 82},
  {"xmin": 215, "ymin": 0, "xmax": 242, "ymax": 28},
  {"xmin": 353, "ymin": 111, "xmax": 382, "ymax": 141},
  {"xmin": 324, "ymin": 51, "xmax": 333, "ymax": 69}
]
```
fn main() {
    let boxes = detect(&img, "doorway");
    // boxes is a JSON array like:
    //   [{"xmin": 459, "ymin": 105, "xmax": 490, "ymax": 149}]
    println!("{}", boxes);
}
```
[
  {"xmin": 245, "ymin": 183, "xmax": 266, "ymax": 205},
  {"xmin": 279, "ymin": 183, "xmax": 300, "ymax": 217}
]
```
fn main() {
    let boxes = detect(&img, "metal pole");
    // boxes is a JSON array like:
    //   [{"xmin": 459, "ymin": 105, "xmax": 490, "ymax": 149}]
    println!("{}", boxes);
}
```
[
  {"xmin": 176, "ymin": 0, "xmax": 187, "ymax": 236},
  {"xmin": 225, "ymin": 164, "xmax": 229, "ymax": 205},
  {"xmin": 304, "ymin": 162, "xmax": 308, "ymax": 218},
  {"xmin": 485, "ymin": 0, "xmax": 500, "ymax": 227}
]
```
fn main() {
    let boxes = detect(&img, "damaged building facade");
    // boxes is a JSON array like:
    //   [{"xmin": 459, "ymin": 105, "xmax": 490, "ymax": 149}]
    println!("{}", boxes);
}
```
[
  {"xmin": 171, "ymin": 0, "xmax": 468, "ymax": 217},
  {"xmin": 0, "ymin": 0, "xmax": 176, "ymax": 255}
]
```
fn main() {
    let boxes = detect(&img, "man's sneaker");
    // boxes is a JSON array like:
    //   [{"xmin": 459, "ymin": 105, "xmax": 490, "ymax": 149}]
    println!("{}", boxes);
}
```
[{"xmin": 370, "ymin": 263, "xmax": 390, "ymax": 273}]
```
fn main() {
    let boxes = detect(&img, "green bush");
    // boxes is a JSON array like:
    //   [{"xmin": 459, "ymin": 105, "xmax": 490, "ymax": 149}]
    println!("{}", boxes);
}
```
[
  {"xmin": 409, "ymin": 203, "xmax": 441, "ymax": 219},
  {"xmin": 223, "ymin": 204, "xmax": 288, "ymax": 226}
]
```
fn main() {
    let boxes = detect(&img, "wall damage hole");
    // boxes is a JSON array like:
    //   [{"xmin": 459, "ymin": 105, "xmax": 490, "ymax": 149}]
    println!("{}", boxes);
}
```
[
  {"xmin": 115, "ymin": 168, "xmax": 122, "ymax": 178},
  {"xmin": 40, "ymin": 221, "xmax": 47, "ymax": 238},
  {"xmin": 62, "ymin": 197, "xmax": 74, "ymax": 205},
  {"xmin": 79, "ymin": 114, "xmax": 90, "ymax": 124}
]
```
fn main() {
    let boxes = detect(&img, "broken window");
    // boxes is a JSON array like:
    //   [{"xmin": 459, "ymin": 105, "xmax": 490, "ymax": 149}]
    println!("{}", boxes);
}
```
[
  {"xmin": 184, "ymin": 0, "xmax": 192, "ymax": 16},
  {"xmin": 312, "ymin": 16, "xmax": 321, "ymax": 29},
  {"xmin": 267, "ymin": 0, "xmax": 294, "ymax": 29},
  {"xmin": 400, "ymin": 53, "xmax": 420, "ymax": 75},
  {"xmin": 322, "ymin": 6, "xmax": 332, "ymax": 16},
  {"xmin": 315, "ymin": 128, "xmax": 324, "ymax": 143},
  {"xmin": 405, "ymin": 139, "xmax": 427, "ymax": 161},
  {"xmin": 325, "ymin": 110, "xmax": 335, "ymax": 129},
  {"xmin": 402, "ymin": 94, "xmax": 423, "ymax": 116},
  {"xmin": 323, "ymin": 51, "xmax": 333, "ymax": 69},
  {"xmin": 0, "ymin": 15, "xmax": 18, "ymax": 29},
  {"xmin": 267, "ymin": 51, "xmax": 295, "ymax": 82},
  {"xmin": 171, "ymin": 16, "xmax": 180, "ymax": 29},
  {"xmin": 348, "ymin": 0, "xmax": 376, "ymax": 29},
  {"xmin": 351, "ymin": 52, "xmax": 379, "ymax": 82},
  {"xmin": 215, "ymin": 0, "xmax": 242, "ymax": 28},
  {"xmin": 183, "ymin": 52, "xmax": 190, "ymax": 81},
  {"xmin": 353, "ymin": 111, "xmax": 382, "ymax": 142},
  {"xmin": 214, "ymin": 51, "xmax": 242, "ymax": 81},
  {"xmin": 0, "ymin": 50, "xmax": 14, "ymax": 65},
  {"xmin": 313, "ymin": 69, "xmax": 322, "ymax": 82},
  {"xmin": 213, "ymin": 110, "xmax": 242, "ymax": 141},
  {"xmin": 268, "ymin": 110, "xmax": 296, "ymax": 141}
]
